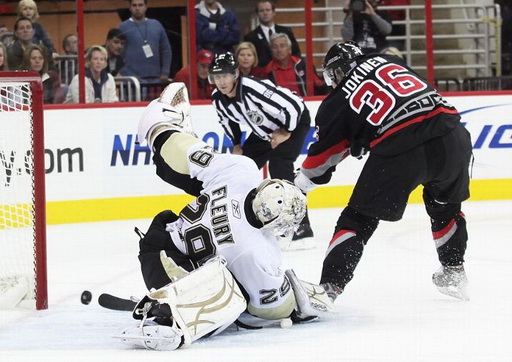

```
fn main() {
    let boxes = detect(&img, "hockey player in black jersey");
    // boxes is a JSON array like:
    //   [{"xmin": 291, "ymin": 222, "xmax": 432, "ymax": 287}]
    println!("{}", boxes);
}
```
[
  {"xmin": 208, "ymin": 52, "xmax": 314, "ymax": 249},
  {"xmin": 294, "ymin": 42, "xmax": 473, "ymax": 301}
]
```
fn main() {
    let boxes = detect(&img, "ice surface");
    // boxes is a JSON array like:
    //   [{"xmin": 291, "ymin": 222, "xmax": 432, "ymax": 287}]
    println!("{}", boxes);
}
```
[{"xmin": 1, "ymin": 200, "xmax": 511, "ymax": 361}]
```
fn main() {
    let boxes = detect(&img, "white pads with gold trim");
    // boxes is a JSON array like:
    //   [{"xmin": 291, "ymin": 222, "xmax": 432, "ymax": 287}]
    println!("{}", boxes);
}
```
[{"xmin": 119, "ymin": 256, "xmax": 247, "ymax": 350}]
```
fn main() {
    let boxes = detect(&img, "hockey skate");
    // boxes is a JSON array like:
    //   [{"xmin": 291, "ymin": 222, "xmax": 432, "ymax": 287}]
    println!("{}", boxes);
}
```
[
  {"xmin": 280, "ymin": 221, "xmax": 315, "ymax": 251},
  {"xmin": 432, "ymin": 265, "xmax": 469, "ymax": 301},
  {"xmin": 321, "ymin": 282, "xmax": 343, "ymax": 303}
]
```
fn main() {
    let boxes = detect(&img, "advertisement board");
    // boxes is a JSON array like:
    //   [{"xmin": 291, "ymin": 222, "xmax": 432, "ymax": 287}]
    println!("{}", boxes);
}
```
[{"xmin": 2, "ymin": 94, "xmax": 510, "ymax": 223}]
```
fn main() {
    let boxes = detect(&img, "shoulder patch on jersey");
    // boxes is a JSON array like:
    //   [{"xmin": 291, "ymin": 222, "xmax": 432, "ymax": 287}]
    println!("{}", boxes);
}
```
[{"xmin": 263, "ymin": 89, "xmax": 274, "ymax": 99}]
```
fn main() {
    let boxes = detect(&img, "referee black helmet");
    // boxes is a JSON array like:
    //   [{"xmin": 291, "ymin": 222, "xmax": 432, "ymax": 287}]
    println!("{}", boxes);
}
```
[{"xmin": 208, "ymin": 52, "xmax": 237, "ymax": 76}]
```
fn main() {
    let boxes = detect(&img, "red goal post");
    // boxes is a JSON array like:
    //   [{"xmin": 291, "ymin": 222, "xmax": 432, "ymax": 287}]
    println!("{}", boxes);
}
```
[{"xmin": 0, "ymin": 71, "xmax": 48, "ymax": 310}]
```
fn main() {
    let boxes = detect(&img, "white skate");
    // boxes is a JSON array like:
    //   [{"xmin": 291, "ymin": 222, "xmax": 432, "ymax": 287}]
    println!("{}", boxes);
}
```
[
  {"xmin": 117, "ymin": 319, "xmax": 183, "ymax": 351},
  {"xmin": 432, "ymin": 265, "xmax": 469, "ymax": 301}
]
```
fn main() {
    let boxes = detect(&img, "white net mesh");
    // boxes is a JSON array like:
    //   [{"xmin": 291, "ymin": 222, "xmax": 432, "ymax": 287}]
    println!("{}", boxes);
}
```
[{"xmin": 0, "ymin": 82, "xmax": 37, "ymax": 306}]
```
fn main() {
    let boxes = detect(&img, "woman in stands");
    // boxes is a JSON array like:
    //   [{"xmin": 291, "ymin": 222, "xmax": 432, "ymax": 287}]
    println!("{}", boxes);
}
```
[
  {"xmin": 0, "ymin": 42, "xmax": 9, "ymax": 71},
  {"xmin": 235, "ymin": 42, "xmax": 267, "ymax": 78},
  {"xmin": 65, "ymin": 45, "xmax": 118, "ymax": 103},
  {"xmin": 19, "ymin": 44, "xmax": 64, "ymax": 103}
]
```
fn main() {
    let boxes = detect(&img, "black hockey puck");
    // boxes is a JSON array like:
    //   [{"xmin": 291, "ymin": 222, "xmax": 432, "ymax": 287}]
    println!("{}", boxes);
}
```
[{"xmin": 81, "ymin": 290, "xmax": 92, "ymax": 305}]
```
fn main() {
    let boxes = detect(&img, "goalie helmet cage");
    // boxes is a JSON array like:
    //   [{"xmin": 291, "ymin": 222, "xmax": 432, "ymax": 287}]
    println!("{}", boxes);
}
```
[{"xmin": 0, "ymin": 72, "xmax": 48, "ymax": 310}]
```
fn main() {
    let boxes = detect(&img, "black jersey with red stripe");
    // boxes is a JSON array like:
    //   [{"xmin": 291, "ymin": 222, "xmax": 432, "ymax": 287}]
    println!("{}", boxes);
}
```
[{"xmin": 303, "ymin": 53, "xmax": 461, "ymax": 184}]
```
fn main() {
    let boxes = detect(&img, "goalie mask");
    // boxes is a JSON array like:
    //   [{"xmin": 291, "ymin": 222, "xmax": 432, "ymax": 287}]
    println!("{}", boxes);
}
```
[
  {"xmin": 252, "ymin": 179, "xmax": 307, "ymax": 238},
  {"xmin": 322, "ymin": 41, "xmax": 364, "ymax": 87}
]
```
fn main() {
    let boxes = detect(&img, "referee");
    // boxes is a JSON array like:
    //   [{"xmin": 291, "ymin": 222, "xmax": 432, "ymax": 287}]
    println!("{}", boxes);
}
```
[{"xmin": 208, "ymin": 52, "xmax": 314, "ymax": 249}]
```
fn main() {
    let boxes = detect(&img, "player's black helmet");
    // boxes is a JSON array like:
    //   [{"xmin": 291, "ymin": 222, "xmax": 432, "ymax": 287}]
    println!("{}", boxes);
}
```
[
  {"xmin": 208, "ymin": 52, "xmax": 238, "ymax": 84},
  {"xmin": 322, "ymin": 41, "xmax": 364, "ymax": 87}
]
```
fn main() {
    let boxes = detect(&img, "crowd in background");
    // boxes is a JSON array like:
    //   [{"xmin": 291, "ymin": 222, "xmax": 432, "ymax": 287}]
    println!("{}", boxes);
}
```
[
  {"xmin": 0, "ymin": 0, "xmax": 407, "ymax": 104},
  {"xmin": 2, "ymin": 0, "xmax": 510, "ymax": 104}
]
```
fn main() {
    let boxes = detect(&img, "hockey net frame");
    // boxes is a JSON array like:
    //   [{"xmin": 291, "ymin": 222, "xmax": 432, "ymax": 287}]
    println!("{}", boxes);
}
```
[{"xmin": 0, "ymin": 71, "xmax": 48, "ymax": 310}]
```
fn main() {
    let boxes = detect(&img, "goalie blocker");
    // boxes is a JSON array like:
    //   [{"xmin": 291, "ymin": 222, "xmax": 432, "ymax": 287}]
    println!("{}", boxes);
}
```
[{"xmin": 118, "ymin": 257, "xmax": 333, "ymax": 351}]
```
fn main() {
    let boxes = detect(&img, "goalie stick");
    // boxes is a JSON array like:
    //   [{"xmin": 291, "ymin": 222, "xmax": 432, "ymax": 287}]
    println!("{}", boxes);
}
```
[{"xmin": 98, "ymin": 293, "xmax": 137, "ymax": 311}]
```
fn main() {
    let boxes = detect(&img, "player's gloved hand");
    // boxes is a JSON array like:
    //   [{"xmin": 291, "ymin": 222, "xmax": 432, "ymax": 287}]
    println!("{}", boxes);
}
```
[
  {"xmin": 285, "ymin": 269, "xmax": 334, "ymax": 321},
  {"xmin": 349, "ymin": 140, "xmax": 368, "ymax": 160},
  {"xmin": 294, "ymin": 170, "xmax": 318, "ymax": 193}
]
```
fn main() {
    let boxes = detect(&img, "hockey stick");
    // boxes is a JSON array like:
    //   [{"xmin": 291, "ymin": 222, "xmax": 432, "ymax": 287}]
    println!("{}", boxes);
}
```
[{"xmin": 98, "ymin": 293, "xmax": 137, "ymax": 311}]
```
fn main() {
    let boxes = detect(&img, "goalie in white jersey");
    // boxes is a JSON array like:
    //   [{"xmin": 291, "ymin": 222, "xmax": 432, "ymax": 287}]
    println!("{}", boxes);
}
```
[{"xmin": 120, "ymin": 83, "xmax": 333, "ymax": 351}]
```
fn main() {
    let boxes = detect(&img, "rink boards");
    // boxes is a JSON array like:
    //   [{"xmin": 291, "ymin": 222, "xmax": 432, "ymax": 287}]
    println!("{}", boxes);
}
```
[{"xmin": 3, "ymin": 93, "xmax": 509, "ymax": 224}]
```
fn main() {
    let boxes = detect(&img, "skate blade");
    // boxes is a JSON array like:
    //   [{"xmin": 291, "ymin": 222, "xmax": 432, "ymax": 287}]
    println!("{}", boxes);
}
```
[
  {"xmin": 116, "ymin": 324, "xmax": 183, "ymax": 350},
  {"xmin": 436, "ymin": 285, "xmax": 470, "ymax": 301},
  {"xmin": 114, "ymin": 333, "xmax": 181, "ymax": 350}
]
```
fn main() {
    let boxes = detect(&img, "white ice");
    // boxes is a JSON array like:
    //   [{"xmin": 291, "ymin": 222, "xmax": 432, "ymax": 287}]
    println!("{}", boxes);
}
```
[{"xmin": 1, "ymin": 200, "xmax": 511, "ymax": 361}]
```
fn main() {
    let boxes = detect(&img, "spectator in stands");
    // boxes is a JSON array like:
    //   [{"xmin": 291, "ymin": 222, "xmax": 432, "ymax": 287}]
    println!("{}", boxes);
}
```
[
  {"xmin": 195, "ymin": 0, "xmax": 240, "ymax": 55},
  {"xmin": 19, "ymin": 44, "xmax": 64, "ymax": 104},
  {"xmin": 104, "ymin": 28, "xmax": 125, "ymax": 76},
  {"xmin": 0, "ymin": 23, "xmax": 13, "ymax": 47},
  {"xmin": 265, "ymin": 33, "xmax": 328, "ymax": 96},
  {"xmin": 235, "ymin": 41, "xmax": 267, "ymax": 78},
  {"xmin": 65, "ymin": 45, "xmax": 118, "ymax": 104},
  {"xmin": 0, "ymin": 23, "xmax": 8, "ymax": 39},
  {"xmin": 0, "ymin": 42, "xmax": 10, "ymax": 71},
  {"xmin": 119, "ymin": 0, "xmax": 172, "ymax": 85},
  {"xmin": 244, "ymin": 0, "xmax": 301, "ymax": 68},
  {"xmin": 7, "ymin": 17, "xmax": 55, "ymax": 71},
  {"xmin": 17, "ymin": 0, "xmax": 58, "ymax": 58},
  {"xmin": 172, "ymin": 49, "xmax": 216, "ymax": 100},
  {"xmin": 341, "ymin": 0, "xmax": 393, "ymax": 54},
  {"xmin": 380, "ymin": 0, "xmax": 410, "ymax": 51},
  {"xmin": 496, "ymin": 0, "xmax": 512, "ymax": 76},
  {"xmin": 380, "ymin": 45, "xmax": 403, "ymax": 59},
  {"xmin": 62, "ymin": 34, "xmax": 78, "ymax": 55},
  {"xmin": 59, "ymin": 34, "xmax": 78, "ymax": 85}
]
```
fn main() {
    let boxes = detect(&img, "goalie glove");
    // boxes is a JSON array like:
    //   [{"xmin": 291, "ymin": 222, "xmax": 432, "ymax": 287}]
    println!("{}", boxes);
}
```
[
  {"xmin": 285, "ymin": 269, "xmax": 334, "ymax": 321},
  {"xmin": 294, "ymin": 170, "xmax": 318, "ymax": 193},
  {"xmin": 137, "ymin": 82, "xmax": 194, "ymax": 148}
]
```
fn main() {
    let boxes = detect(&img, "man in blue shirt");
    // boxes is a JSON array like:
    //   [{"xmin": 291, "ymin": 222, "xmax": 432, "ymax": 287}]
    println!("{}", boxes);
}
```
[
  {"xmin": 195, "ymin": 0, "xmax": 240, "ymax": 55},
  {"xmin": 119, "ymin": 0, "xmax": 172, "ymax": 86}
]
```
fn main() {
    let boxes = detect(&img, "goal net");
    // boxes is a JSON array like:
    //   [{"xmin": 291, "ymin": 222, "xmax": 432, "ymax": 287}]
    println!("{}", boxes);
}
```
[{"xmin": 0, "ymin": 72, "xmax": 48, "ymax": 310}]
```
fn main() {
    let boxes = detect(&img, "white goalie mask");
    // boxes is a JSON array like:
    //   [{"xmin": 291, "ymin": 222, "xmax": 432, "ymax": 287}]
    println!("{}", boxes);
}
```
[{"xmin": 252, "ymin": 179, "xmax": 307, "ymax": 238}]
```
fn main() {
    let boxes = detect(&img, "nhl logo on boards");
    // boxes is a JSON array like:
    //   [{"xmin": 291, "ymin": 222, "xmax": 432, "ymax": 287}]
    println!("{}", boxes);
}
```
[{"xmin": 247, "ymin": 111, "xmax": 264, "ymax": 125}]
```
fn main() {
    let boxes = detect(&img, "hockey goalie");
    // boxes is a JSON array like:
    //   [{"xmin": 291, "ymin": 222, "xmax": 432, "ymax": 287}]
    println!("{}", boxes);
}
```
[{"xmin": 118, "ymin": 83, "xmax": 333, "ymax": 350}]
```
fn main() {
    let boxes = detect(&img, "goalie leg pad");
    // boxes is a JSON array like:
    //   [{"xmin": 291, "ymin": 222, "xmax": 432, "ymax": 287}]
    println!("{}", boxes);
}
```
[
  {"xmin": 0, "ymin": 276, "xmax": 29, "ymax": 309},
  {"xmin": 126, "ymin": 256, "xmax": 247, "ymax": 350},
  {"xmin": 137, "ymin": 82, "xmax": 196, "ymax": 147},
  {"xmin": 137, "ymin": 99, "xmax": 185, "ymax": 148}
]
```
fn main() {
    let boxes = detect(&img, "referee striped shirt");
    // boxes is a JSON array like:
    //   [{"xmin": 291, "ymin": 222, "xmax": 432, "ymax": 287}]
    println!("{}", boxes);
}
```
[{"xmin": 211, "ymin": 76, "xmax": 305, "ymax": 144}]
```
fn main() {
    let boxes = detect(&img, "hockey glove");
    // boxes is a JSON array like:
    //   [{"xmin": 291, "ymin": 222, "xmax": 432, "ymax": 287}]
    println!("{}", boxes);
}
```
[
  {"xmin": 349, "ymin": 139, "xmax": 368, "ymax": 160},
  {"xmin": 285, "ymin": 269, "xmax": 334, "ymax": 321}
]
